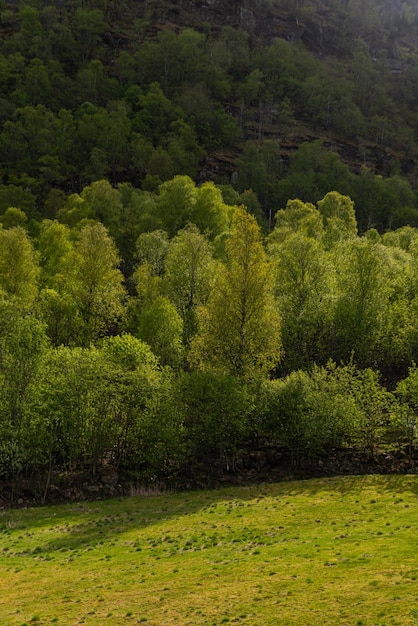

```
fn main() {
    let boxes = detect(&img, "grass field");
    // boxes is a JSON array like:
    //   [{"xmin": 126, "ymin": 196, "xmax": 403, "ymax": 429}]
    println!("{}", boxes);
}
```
[{"xmin": 0, "ymin": 475, "xmax": 418, "ymax": 625}]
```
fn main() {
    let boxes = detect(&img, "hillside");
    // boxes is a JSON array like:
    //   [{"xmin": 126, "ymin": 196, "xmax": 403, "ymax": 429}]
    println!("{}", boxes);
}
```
[
  {"xmin": 1, "ymin": 0, "xmax": 418, "ymax": 229},
  {"xmin": 3, "ymin": 0, "xmax": 418, "ymax": 493}
]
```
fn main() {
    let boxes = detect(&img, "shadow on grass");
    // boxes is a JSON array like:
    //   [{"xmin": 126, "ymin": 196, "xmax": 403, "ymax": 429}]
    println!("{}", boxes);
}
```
[{"xmin": 2, "ymin": 474, "xmax": 417, "ymax": 556}]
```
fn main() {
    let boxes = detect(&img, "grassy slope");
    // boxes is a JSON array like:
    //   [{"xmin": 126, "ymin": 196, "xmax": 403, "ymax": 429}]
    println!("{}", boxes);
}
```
[{"xmin": 1, "ymin": 475, "xmax": 418, "ymax": 625}]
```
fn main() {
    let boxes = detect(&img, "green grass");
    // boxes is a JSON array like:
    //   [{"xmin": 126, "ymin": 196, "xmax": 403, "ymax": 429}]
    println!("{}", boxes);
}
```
[{"xmin": 1, "ymin": 475, "xmax": 418, "ymax": 625}]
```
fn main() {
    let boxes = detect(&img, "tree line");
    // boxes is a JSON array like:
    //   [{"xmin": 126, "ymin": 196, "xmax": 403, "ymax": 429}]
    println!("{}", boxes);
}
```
[{"xmin": 1, "ymin": 176, "xmax": 418, "ymax": 490}]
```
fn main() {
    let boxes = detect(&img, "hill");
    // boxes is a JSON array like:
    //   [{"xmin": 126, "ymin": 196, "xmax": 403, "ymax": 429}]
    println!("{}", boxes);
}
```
[{"xmin": 1, "ymin": 0, "xmax": 418, "ymax": 229}]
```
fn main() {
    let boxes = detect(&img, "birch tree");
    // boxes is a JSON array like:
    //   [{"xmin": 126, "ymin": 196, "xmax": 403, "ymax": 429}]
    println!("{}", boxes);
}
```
[{"xmin": 192, "ymin": 207, "xmax": 282, "ymax": 381}]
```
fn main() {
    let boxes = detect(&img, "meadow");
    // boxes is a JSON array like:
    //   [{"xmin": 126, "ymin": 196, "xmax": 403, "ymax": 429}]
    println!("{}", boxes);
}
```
[{"xmin": 0, "ymin": 475, "xmax": 417, "ymax": 626}]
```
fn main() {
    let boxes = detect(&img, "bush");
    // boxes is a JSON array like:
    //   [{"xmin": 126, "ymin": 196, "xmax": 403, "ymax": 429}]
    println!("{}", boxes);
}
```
[
  {"xmin": 0, "ymin": 440, "xmax": 25, "ymax": 480},
  {"xmin": 256, "ymin": 363, "xmax": 378, "ymax": 462},
  {"xmin": 177, "ymin": 370, "xmax": 251, "ymax": 474}
]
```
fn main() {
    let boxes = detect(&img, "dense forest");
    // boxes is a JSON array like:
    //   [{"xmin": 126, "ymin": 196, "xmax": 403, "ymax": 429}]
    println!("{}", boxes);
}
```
[
  {"xmin": 2, "ymin": 0, "xmax": 418, "ymax": 494},
  {"xmin": 3, "ymin": 0, "xmax": 418, "ymax": 230}
]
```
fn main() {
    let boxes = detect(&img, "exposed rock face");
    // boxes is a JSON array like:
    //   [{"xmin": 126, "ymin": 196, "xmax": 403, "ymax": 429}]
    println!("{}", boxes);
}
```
[
  {"xmin": 142, "ymin": 0, "xmax": 418, "ymax": 60},
  {"xmin": 144, "ymin": 0, "xmax": 306, "ymax": 44}
]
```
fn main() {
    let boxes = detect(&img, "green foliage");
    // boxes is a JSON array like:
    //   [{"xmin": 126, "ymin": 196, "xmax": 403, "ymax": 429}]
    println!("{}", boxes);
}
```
[
  {"xmin": 0, "ymin": 174, "xmax": 415, "ymax": 481},
  {"xmin": 257, "ymin": 362, "xmax": 393, "ymax": 461},
  {"xmin": 37, "ymin": 288, "xmax": 80, "ymax": 347},
  {"xmin": 37, "ymin": 219, "xmax": 73, "ymax": 288},
  {"xmin": 79, "ymin": 179, "xmax": 123, "ymax": 238},
  {"xmin": 191, "ymin": 207, "xmax": 282, "ymax": 382},
  {"xmin": 317, "ymin": 191, "xmax": 358, "ymax": 248},
  {"xmin": 237, "ymin": 140, "xmax": 283, "ymax": 209},
  {"xmin": 0, "ymin": 314, "xmax": 49, "ymax": 453},
  {"xmin": 0, "ymin": 186, "xmax": 36, "ymax": 219},
  {"xmin": 1, "ymin": 206, "xmax": 27, "ymax": 229},
  {"xmin": 192, "ymin": 182, "xmax": 232, "ymax": 238},
  {"xmin": 177, "ymin": 370, "xmax": 251, "ymax": 473},
  {"xmin": 0, "ymin": 226, "xmax": 39, "ymax": 309},
  {"xmin": 133, "ymin": 296, "xmax": 184, "ymax": 368},
  {"xmin": 344, "ymin": 366, "xmax": 394, "ymax": 458},
  {"xmin": 275, "ymin": 142, "xmax": 353, "ymax": 209},
  {"xmin": 25, "ymin": 335, "xmax": 183, "ymax": 478},
  {"xmin": 28, "ymin": 345, "xmax": 112, "ymax": 472},
  {"xmin": 257, "ymin": 364, "xmax": 359, "ymax": 461},
  {"xmin": 2, "ymin": 0, "xmax": 418, "ymax": 481},
  {"xmin": 99, "ymin": 333, "xmax": 159, "ymax": 371},
  {"xmin": 269, "ymin": 232, "xmax": 334, "ymax": 371},
  {"xmin": 0, "ymin": 0, "xmax": 416, "ymax": 237},
  {"xmin": 331, "ymin": 238, "xmax": 391, "ymax": 366},
  {"xmin": 393, "ymin": 366, "xmax": 418, "ymax": 449},
  {"xmin": 64, "ymin": 222, "xmax": 126, "ymax": 345},
  {"xmin": 163, "ymin": 223, "xmax": 216, "ymax": 347},
  {"xmin": 156, "ymin": 175, "xmax": 197, "ymax": 237},
  {"xmin": 135, "ymin": 229, "xmax": 169, "ymax": 276},
  {"xmin": 99, "ymin": 334, "xmax": 183, "ymax": 477},
  {"xmin": 0, "ymin": 439, "xmax": 24, "ymax": 480},
  {"xmin": 270, "ymin": 198, "xmax": 324, "ymax": 242}
]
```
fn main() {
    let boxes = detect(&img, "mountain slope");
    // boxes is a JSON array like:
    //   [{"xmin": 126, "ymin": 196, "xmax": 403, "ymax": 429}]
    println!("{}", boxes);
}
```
[{"xmin": 1, "ymin": 0, "xmax": 418, "ymax": 229}]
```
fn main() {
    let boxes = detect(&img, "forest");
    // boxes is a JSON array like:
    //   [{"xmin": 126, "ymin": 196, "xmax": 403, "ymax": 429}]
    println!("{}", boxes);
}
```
[
  {"xmin": 1, "ymin": 0, "xmax": 418, "ymax": 492},
  {"xmin": 2, "ymin": 179, "xmax": 418, "ymax": 491}
]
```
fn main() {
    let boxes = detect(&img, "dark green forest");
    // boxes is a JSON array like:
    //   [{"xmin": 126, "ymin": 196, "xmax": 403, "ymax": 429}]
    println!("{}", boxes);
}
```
[
  {"xmin": 2, "ymin": 0, "xmax": 418, "ymax": 492},
  {"xmin": 3, "ymin": 0, "xmax": 418, "ymax": 231}
]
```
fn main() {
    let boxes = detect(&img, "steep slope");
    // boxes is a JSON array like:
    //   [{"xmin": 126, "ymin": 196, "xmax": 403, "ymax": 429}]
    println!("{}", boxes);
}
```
[{"xmin": 1, "ymin": 0, "xmax": 418, "ymax": 229}]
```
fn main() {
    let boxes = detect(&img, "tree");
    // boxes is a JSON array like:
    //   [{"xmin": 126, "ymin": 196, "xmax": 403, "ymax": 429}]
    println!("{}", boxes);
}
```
[
  {"xmin": 317, "ymin": 191, "xmax": 357, "ymax": 248},
  {"xmin": 0, "ymin": 185, "xmax": 36, "ymax": 219},
  {"xmin": 37, "ymin": 288, "xmax": 80, "ymax": 347},
  {"xmin": 28, "ymin": 345, "xmax": 115, "ymax": 476},
  {"xmin": 0, "ymin": 315, "xmax": 48, "ymax": 450},
  {"xmin": 114, "ymin": 184, "xmax": 160, "ymax": 272},
  {"xmin": 133, "ymin": 82, "xmax": 183, "ymax": 143},
  {"xmin": 166, "ymin": 119, "xmax": 205, "ymax": 178},
  {"xmin": 0, "ymin": 105, "xmax": 59, "ymax": 186},
  {"xmin": 177, "ymin": 370, "xmax": 250, "ymax": 474},
  {"xmin": 331, "ymin": 238, "xmax": 390, "ymax": 366},
  {"xmin": 131, "ymin": 263, "xmax": 163, "ymax": 308},
  {"xmin": 347, "ymin": 366, "xmax": 393, "ymax": 459},
  {"xmin": 276, "ymin": 141, "xmax": 353, "ymax": 209},
  {"xmin": 191, "ymin": 181, "xmax": 232, "ymax": 239},
  {"xmin": 80, "ymin": 179, "xmax": 123, "ymax": 240},
  {"xmin": 164, "ymin": 223, "xmax": 216, "ymax": 348},
  {"xmin": 270, "ymin": 198, "xmax": 324, "ymax": 243},
  {"xmin": 236, "ymin": 140, "xmax": 283, "ymax": 209},
  {"xmin": 373, "ymin": 241, "xmax": 418, "ymax": 375},
  {"xmin": 75, "ymin": 8, "xmax": 106, "ymax": 62},
  {"xmin": 28, "ymin": 335, "xmax": 168, "ymax": 485},
  {"xmin": 269, "ymin": 232, "xmax": 335, "ymax": 371},
  {"xmin": 37, "ymin": 219, "xmax": 73, "ymax": 288},
  {"xmin": 0, "ymin": 226, "xmax": 39, "ymax": 309},
  {"xmin": 65, "ymin": 222, "xmax": 126, "ymax": 345},
  {"xmin": 135, "ymin": 229, "xmax": 169, "ymax": 276},
  {"xmin": 394, "ymin": 365, "xmax": 418, "ymax": 453},
  {"xmin": 99, "ymin": 334, "xmax": 183, "ymax": 476},
  {"xmin": 1, "ymin": 207, "xmax": 27, "ymax": 229},
  {"xmin": 156, "ymin": 175, "xmax": 197, "ymax": 236},
  {"xmin": 191, "ymin": 207, "xmax": 282, "ymax": 382},
  {"xmin": 256, "ymin": 363, "xmax": 360, "ymax": 463},
  {"xmin": 135, "ymin": 296, "xmax": 184, "ymax": 368}
]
